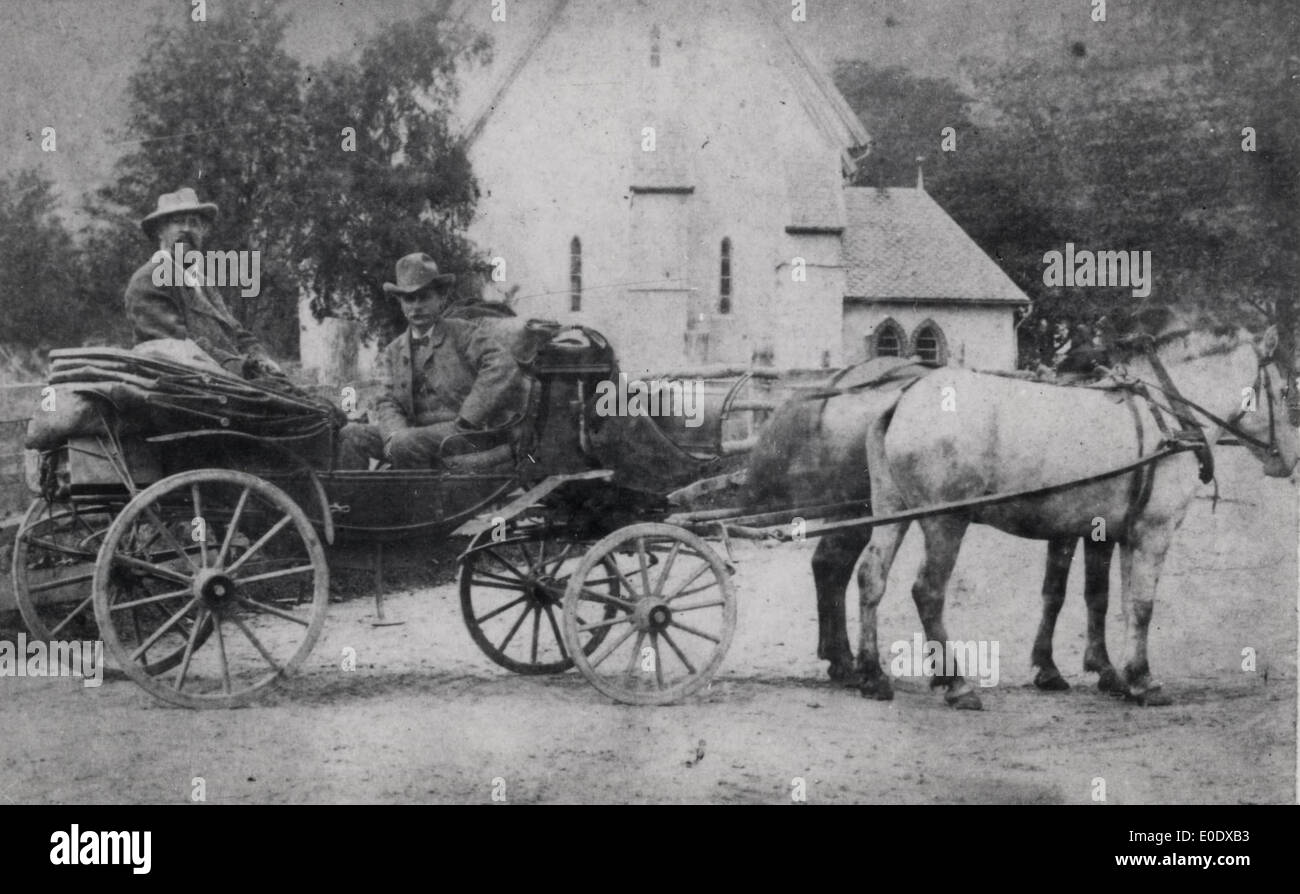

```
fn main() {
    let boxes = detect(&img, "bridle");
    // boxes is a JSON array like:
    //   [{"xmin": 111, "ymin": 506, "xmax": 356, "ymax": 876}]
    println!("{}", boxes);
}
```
[{"xmin": 1128, "ymin": 344, "xmax": 1284, "ymax": 460}]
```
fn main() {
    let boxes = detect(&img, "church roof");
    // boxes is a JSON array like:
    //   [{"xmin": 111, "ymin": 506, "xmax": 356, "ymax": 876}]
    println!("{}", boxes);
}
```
[
  {"xmin": 843, "ymin": 188, "xmax": 1029, "ymax": 304},
  {"xmin": 458, "ymin": 0, "xmax": 871, "ymax": 174}
]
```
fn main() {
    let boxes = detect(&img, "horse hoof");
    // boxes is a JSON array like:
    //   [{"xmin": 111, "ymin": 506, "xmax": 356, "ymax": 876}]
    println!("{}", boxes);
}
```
[
  {"xmin": 1096, "ymin": 669, "xmax": 1124, "ymax": 694},
  {"xmin": 827, "ymin": 663, "xmax": 861, "ymax": 687},
  {"xmin": 1034, "ymin": 668, "xmax": 1070, "ymax": 691},
  {"xmin": 946, "ymin": 690, "xmax": 983, "ymax": 710},
  {"xmin": 1125, "ymin": 685, "xmax": 1172, "ymax": 707},
  {"xmin": 858, "ymin": 676, "xmax": 894, "ymax": 701}
]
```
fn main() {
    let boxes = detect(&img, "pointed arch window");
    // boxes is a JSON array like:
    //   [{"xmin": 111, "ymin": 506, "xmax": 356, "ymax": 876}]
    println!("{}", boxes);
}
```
[
  {"xmin": 871, "ymin": 318, "xmax": 907, "ymax": 358},
  {"xmin": 719, "ymin": 237, "xmax": 733, "ymax": 314},
  {"xmin": 570, "ymin": 237, "xmax": 582, "ymax": 312},
  {"xmin": 911, "ymin": 320, "xmax": 948, "ymax": 364},
  {"xmin": 650, "ymin": 25, "xmax": 661, "ymax": 68}
]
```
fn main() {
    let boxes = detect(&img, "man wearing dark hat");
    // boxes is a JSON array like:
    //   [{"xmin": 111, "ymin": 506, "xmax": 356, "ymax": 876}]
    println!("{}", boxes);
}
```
[
  {"xmin": 124, "ymin": 187, "xmax": 283, "ymax": 379},
  {"xmin": 340, "ymin": 253, "xmax": 526, "ymax": 469}
]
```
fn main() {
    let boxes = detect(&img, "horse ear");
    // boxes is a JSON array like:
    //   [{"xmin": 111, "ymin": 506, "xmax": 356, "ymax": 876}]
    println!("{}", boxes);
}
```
[{"xmin": 1260, "ymin": 325, "xmax": 1279, "ymax": 358}]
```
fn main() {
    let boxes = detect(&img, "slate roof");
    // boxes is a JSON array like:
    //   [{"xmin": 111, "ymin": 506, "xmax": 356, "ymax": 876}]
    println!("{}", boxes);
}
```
[{"xmin": 843, "ymin": 188, "xmax": 1029, "ymax": 304}]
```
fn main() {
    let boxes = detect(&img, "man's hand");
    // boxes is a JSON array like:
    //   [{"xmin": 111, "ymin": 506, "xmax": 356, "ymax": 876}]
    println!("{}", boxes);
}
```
[{"xmin": 246, "ymin": 354, "xmax": 285, "ymax": 378}]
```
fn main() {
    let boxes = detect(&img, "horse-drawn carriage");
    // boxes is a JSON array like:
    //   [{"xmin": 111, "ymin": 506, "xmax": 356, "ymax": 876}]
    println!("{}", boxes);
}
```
[
  {"xmin": 12, "ymin": 324, "xmax": 752, "ymax": 708},
  {"xmin": 13, "ymin": 316, "xmax": 1295, "ymax": 711}
]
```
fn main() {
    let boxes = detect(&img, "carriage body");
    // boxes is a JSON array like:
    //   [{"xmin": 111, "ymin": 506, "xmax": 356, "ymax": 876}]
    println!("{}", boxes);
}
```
[{"xmin": 13, "ymin": 330, "xmax": 749, "ymax": 707}]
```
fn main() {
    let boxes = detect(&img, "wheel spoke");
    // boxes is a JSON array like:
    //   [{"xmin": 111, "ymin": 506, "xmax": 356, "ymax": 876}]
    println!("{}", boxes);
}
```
[
  {"xmin": 624, "ymin": 630, "xmax": 646, "ymax": 683},
  {"xmin": 210, "ymin": 616, "xmax": 231, "ymax": 693},
  {"xmin": 651, "ymin": 631, "xmax": 665, "ymax": 689},
  {"xmin": 575, "ymin": 588, "xmax": 636, "ymax": 612},
  {"xmin": 28, "ymin": 571, "xmax": 94, "ymax": 594},
  {"xmin": 172, "ymin": 607, "xmax": 207, "ymax": 692},
  {"xmin": 530, "ymin": 606, "xmax": 541, "ymax": 663},
  {"xmin": 141, "ymin": 504, "xmax": 198, "ymax": 573},
  {"xmin": 653, "ymin": 542, "xmax": 681, "ymax": 598},
  {"xmin": 228, "ymin": 613, "xmax": 282, "ymax": 672},
  {"xmin": 577, "ymin": 614, "xmax": 631, "ymax": 634},
  {"xmin": 475, "ymin": 594, "xmax": 529, "ymax": 625},
  {"xmin": 670, "ymin": 599, "xmax": 728, "ymax": 614},
  {"xmin": 668, "ymin": 619, "xmax": 721, "ymax": 644},
  {"xmin": 663, "ymin": 560, "xmax": 711, "ymax": 602},
  {"xmin": 128, "ymin": 597, "xmax": 200, "ymax": 663},
  {"xmin": 588, "ymin": 623, "xmax": 638, "ymax": 670},
  {"xmin": 237, "ymin": 596, "xmax": 309, "ymax": 626},
  {"xmin": 216, "ymin": 487, "xmax": 250, "ymax": 567},
  {"xmin": 47, "ymin": 595, "xmax": 94, "ymax": 637},
  {"xmin": 540, "ymin": 541, "xmax": 575, "ymax": 575},
  {"xmin": 470, "ymin": 577, "xmax": 526, "ymax": 592},
  {"xmin": 225, "ymin": 514, "xmax": 293, "ymax": 575},
  {"xmin": 109, "ymin": 552, "xmax": 192, "ymax": 586},
  {"xmin": 192, "ymin": 484, "xmax": 207, "ymax": 568},
  {"xmin": 497, "ymin": 603, "xmax": 532, "ymax": 653},
  {"xmin": 481, "ymin": 548, "xmax": 529, "ymax": 581},
  {"xmin": 109, "ymin": 586, "xmax": 192, "ymax": 612},
  {"xmin": 22, "ymin": 535, "xmax": 97, "ymax": 560},
  {"xmin": 660, "ymin": 629, "xmax": 696, "ymax": 675},
  {"xmin": 542, "ymin": 603, "xmax": 567, "ymax": 660},
  {"xmin": 233, "ymin": 564, "xmax": 316, "ymax": 586},
  {"xmin": 470, "ymin": 569, "xmax": 525, "ymax": 589},
  {"xmin": 636, "ymin": 538, "xmax": 653, "ymax": 597}
]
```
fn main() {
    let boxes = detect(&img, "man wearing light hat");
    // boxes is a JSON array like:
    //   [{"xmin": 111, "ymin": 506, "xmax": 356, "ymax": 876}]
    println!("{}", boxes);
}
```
[
  {"xmin": 124, "ymin": 187, "xmax": 283, "ymax": 379},
  {"xmin": 341, "ymin": 252, "xmax": 526, "ymax": 469}
]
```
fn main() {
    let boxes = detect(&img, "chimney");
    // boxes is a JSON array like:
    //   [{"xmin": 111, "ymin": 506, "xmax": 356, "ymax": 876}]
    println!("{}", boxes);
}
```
[{"xmin": 916, "ymin": 156, "xmax": 926, "ymax": 191}]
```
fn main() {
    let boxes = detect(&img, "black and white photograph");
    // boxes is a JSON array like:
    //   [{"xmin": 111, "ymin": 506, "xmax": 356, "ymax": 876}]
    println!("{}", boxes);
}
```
[{"xmin": 0, "ymin": 0, "xmax": 1296, "ymax": 820}]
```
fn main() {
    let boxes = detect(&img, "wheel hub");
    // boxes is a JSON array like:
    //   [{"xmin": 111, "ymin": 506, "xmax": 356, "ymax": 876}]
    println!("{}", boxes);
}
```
[
  {"xmin": 634, "ymin": 599, "xmax": 672, "ymax": 632},
  {"xmin": 194, "ymin": 568, "xmax": 237, "ymax": 612}
]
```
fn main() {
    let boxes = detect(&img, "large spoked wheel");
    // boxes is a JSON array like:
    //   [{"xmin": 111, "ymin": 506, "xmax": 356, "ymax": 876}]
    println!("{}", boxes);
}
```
[
  {"xmin": 92, "ymin": 470, "xmax": 329, "ymax": 708},
  {"xmin": 562, "ymin": 523, "xmax": 736, "ymax": 705},
  {"xmin": 12, "ymin": 497, "xmax": 210, "ymax": 675},
  {"xmin": 459, "ymin": 523, "xmax": 619, "ymax": 675}
]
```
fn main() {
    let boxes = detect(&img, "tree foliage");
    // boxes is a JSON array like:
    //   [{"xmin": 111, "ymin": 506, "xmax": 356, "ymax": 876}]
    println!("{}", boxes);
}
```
[
  {"xmin": 0, "ymin": 170, "xmax": 113, "ymax": 352},
  {"xmin": 85, "ymin": 0, "xmax": 489, "ymax": 353},
  {"xmin": 834, "ymin": 0, "xmax": 1298, "ymax": 369}
]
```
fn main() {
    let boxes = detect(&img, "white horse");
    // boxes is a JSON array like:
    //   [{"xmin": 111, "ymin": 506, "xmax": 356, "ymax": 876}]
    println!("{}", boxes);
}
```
[{"xmin": 854, "ymin": 323, "xmax": 1296, "ymax": 708}]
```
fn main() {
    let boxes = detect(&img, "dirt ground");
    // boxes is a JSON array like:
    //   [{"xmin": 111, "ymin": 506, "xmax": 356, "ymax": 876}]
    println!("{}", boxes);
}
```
[{"xmin": 1, "ymin": 448, "xmax": 1294, "ymax": 804}]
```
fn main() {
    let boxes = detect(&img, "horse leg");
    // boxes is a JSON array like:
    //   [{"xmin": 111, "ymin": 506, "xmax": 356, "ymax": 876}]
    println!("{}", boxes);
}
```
[
  {"xmin": 813, "ymin": 529, "xmax": 870, "ymax": 685},
  {"xmin": 912, "ymin": 515, "xmax": 982, "ymax": 710},
  {"xmin": 855, "ymin": 520, "xmax": 909, "ymax": 700},
  {"xmin": 1081, "ymin": 538, "xmax": 1122, "ymax": 693},
  {"xmin": 1117, "ymin": 533, "xmax": 1174, "ymax": 706},
  {"xmin": 1031, "ymin": 536, "xmax": 1077, "ymax": 691}
]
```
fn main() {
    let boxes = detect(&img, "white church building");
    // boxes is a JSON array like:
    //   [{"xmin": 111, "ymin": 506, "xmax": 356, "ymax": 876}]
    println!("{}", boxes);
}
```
[{"xmin": 302, "ymin": 0, "xmax": 1028, "ymax": 379}]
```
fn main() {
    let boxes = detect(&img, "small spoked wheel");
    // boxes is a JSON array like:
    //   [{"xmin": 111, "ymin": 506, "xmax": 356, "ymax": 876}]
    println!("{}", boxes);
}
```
[
  {"xmin": 92, "ymin": 470, "xmax": 329, "ymax": 708},
  {"xmin": 562, "ymin": 523, "xmax": 736, "ymax": 705},
  {"xmin": 459, "ymin": 524, "xmax": 618, "ymax": 675}
]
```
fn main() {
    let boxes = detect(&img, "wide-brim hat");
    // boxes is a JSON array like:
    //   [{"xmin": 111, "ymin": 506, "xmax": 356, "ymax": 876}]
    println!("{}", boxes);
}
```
[
  {"xmin": 383, "ymin": 253, "xmax": 457, "ymax": 295},
  {"xmin": 141, "ymin": 187, "xmax": 218, "ymax": 238}
]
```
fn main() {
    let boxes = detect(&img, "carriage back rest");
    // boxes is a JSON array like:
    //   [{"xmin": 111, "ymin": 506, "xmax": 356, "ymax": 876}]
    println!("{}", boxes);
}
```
[{"xmin": 514, "ymin": 322, "xmax": 616, "ymax": 475}]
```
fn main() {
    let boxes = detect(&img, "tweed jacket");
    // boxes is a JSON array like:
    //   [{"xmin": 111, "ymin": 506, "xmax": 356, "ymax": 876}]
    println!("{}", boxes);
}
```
[
  {"xmin": 123, "ymin": 253, "xmax": 273, "ymax": 375},
  {"xmin": 373, "ymin": 315, "xmax": 527, "ymax": 440}
]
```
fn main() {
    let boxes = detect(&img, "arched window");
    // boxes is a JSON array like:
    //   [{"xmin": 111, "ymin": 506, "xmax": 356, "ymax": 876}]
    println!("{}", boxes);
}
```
[
  {"xmin": 871, "ymin": 318, "xmax": 907, "ymax": 358},
  {"xmin": 569, "ymin": 237, "xmax": 582, "ymax": 312},
  {"xmin": 719, "ymin": 237, "xmax": 732, "ymax": 314},
  {"xmin": 911, "ymin": 320, "xmax": 948, "ymax": 364},
  {"xmin": 650, "ymin": 25, "xmax": 661, "ymax": 68}
]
